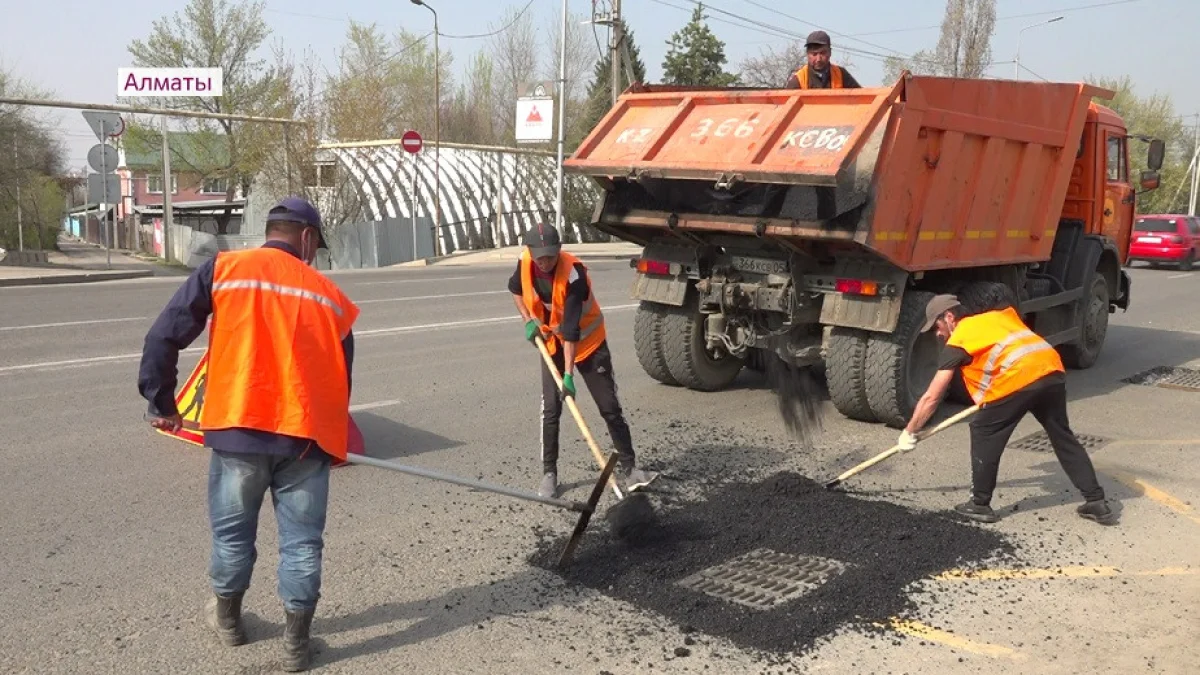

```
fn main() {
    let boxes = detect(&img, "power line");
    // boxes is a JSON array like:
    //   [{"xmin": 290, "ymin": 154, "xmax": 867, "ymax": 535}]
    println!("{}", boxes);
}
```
[
  {"xmin": 737, "ymin": 0, "xmax": 907, "ymax": 57},
  {"xmin": 262, "ymin": 0, "xmax": 534, "ymax": 39}
]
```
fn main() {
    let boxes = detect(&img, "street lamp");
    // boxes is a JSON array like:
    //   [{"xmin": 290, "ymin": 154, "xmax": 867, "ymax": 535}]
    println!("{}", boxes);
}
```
[
  {"xmin": 1014, "ymin": 16, "xmax": 1064, "ymax": 80},
  {"xmin": 410, "ymin": 0, "xmax": 442, "ymax": 256}
]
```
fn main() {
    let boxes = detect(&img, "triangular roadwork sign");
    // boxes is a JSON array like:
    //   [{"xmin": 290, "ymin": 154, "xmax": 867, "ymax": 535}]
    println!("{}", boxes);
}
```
[
  {"xmin": 155, "ymin": 348, "xmax": 364, "ymax": 466},
  {"xmin": 526, "ymin": 105, "xmax": 543, "ymax": 123}
]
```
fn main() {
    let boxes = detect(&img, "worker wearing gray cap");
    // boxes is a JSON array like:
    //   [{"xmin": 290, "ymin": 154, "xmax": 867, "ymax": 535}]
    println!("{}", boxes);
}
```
[
  {"xmin": 786, "ymin": 30, "xmax": 862, "ymax": 90},
  {"xmin": 899, "ymin": 294, "xmax": 1115, "ymax": 526}
]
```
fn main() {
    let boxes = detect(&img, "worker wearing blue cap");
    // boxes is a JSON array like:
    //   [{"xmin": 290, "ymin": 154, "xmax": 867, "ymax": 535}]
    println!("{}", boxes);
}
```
[{"xmin": 138, "ymin": 196, "xmax": 356, "ymax": 671}]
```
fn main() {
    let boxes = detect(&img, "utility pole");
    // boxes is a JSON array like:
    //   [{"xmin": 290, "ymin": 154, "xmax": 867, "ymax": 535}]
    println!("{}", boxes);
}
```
[
  {"xmin": 1190, "ymin": 115, "xmax": 1199, "ymax": 216},
  {"xmin": 554, "ymin": 0, "xmax": 568, "ymax": 234},
  {"xmin": 162, "ymin": 115, "xmax": 174, "ymax": 263},
  {"xmin": 611, "ymin": 0, "xmax": 623, "ymax": 104},
  {"xmin": 12, "ymin": 138, "xmax": 23, "ymax": 251}
]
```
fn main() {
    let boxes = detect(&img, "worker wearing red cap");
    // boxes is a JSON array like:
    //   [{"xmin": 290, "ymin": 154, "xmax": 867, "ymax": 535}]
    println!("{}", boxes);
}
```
[
  {"xmin": 508, "ymin": 223, "xmax": 658, "ymax": 500},
  {"xmin": 901, "ymin": 294, "xmax": 1115, "ymax": 526},
  {"xmin": 138, "ymin": 196, "xmax": 357, "ymax": 672},
  {"xmin": 786, "ymin": 30, "xmax": 862, "ymax": 90}
]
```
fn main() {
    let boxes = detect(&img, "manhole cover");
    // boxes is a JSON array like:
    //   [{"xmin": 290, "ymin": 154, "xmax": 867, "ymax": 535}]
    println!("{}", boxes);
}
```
[
  {"xmin": 1122, "ymin": 366, "xmax": 1200, "ymax": 391},
  {"xmin": 1008, "ymin": 430, "xmax": 1110, "ymax": 452},
  {"xmin": 676, "ymin": 548, "xmax": 846, "ymax": 611}
]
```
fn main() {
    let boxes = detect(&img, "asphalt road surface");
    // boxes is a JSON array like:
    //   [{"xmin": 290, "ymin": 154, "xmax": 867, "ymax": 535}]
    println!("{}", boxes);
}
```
[{"xmin": 1, "ymin": 260, "xmax": 1198, "ymax": 674}]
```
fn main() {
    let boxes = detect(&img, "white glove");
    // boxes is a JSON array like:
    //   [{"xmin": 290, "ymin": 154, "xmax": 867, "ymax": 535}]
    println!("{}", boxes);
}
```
[{"xmin": 897, "ymin": 430, "xmax": 918, "ymax": 452}]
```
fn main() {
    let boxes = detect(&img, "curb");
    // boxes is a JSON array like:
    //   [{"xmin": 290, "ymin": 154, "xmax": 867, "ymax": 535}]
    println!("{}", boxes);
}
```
[
  {"xmin": 0, "ymin": 270, "xmax": 156, "ymax": 288},
  {"xmin": 404, "ymin": 252, "xmax": 639, "ymax": 268}
]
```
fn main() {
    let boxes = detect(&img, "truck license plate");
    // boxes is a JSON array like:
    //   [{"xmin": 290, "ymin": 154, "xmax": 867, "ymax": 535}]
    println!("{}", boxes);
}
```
[{"xmin": 732, "ymin": 256, "xmax": 788, "ymax": 275}]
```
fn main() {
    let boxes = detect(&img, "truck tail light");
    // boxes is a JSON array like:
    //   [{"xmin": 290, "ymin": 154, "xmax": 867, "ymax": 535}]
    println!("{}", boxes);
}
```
[
  {"xmin": 835, "ymin": 278, "xmax": 879, "ymax": 296},
  {"xmin": 636, "ymin": 259, "xmax": 672, "ymax": 275}
]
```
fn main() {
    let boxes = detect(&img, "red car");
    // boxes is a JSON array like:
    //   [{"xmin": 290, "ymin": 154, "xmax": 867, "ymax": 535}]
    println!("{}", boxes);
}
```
[{"xmin": 1127, "ymin": 214, "xmax": 1200, "ymax": 270}]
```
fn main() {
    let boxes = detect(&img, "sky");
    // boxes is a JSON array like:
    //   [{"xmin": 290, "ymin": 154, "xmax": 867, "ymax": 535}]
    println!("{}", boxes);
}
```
[{"xmin": 1, "ymin": 0, "xmax": 1196, "ymax": 170}]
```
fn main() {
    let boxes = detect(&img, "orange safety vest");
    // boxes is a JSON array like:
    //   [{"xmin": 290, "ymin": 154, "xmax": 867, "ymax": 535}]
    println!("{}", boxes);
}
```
[
  {"xmin": 199, "ymin": 246, "xmax": 360, "ymax": 461},
  {"xmin": 947, "ymin": 306, "xmax": 1064, "ymax": 406},
  {"xmin": 519, "ymin": 249, "xmax": 606, "ymax": 363},
  {"xmin": 793, "ymin": 64, "xmax": 845, "ymax": 89}
]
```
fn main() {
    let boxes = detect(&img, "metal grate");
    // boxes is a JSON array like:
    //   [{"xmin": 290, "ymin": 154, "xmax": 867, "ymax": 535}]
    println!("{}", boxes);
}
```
[
  {"xmin": 1122, "ymin": 366, "xmax": 1200, "ymax": 392},
  {"xmin": 675, "ymin": 549, "xmax": 846, "ymax": 611},
  {"xmin": 1008, "ymin": 430, "xmax": 1111, "ymax": 452}
]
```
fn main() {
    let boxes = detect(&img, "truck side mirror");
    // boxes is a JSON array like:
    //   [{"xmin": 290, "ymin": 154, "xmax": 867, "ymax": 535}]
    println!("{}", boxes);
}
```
[
  {"xmin": 1147, "ymin": 139, "xmax": 1165, "ymax": 171},
  {"xmin": 1140, "ymin": 170, "xmax": 1160, "ymax": 191}
]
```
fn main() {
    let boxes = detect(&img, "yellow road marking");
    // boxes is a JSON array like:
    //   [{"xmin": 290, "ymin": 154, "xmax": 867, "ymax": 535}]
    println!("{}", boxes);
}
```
[
  {"xmin": 1104, "ymin": 470, "xmax": 1200, "ymax": 527},
  {"xmin": 881, "ymin": 618, "xmax": 1022, "ymax": 659},
  {"xmin": 934, "ymin": 566, "xmax": 1198, "ymax": 581}
]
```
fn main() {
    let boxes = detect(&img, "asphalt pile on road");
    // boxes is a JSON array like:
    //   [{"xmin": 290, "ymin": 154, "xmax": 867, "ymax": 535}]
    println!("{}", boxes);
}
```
[{"xmin": 530, "ymin": 470, "xmax": 1014, "ymax": 656}]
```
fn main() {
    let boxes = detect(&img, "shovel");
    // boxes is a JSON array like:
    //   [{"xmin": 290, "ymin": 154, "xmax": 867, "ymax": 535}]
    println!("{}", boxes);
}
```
[
  {"xmin": 532, "ymin": 334, "xmax": 658, "ymax": 540},
  {"xmin": 824, "ymin": 405, "xmax": 980, "ymax": 489}
]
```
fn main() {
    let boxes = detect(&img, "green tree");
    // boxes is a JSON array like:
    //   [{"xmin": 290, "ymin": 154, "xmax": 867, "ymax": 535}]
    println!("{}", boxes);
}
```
[
  {"xmin": 580, "ymin": 21, "xmax": 647, "ymax": 145},
  {"xmin": 0, "ymin": 68, "xmax": 67, "ymax": 251},
  {"xmin": 127, "ymin": 0, "xmax": 293, "ymax": 232},
  {"xmin": 661, "ymin": 4, "xmax": 738, "ymax": 87},
  {"xmin": 1087, "ymin": 75, "xmax": 1194, "ymax": 214}
]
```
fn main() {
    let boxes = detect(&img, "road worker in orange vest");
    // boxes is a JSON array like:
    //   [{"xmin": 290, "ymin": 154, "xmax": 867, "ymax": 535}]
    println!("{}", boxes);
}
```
[
  {"xmin": 138, "ymin": 197, "xmax": 358, "ymax": 672},
  {"xmin": 508, "ymin": 223, "xmax": 658, "ymax": 500},
  {"xmin": 785, "ymin": 30, "xmax": 862, "ymax": 90},
  {"xmin": 900, "ymin": 294, "xmax": 1116, "ymax": 526}
]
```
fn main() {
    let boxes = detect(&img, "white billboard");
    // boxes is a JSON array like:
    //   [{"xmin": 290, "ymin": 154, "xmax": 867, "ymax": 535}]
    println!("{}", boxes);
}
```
[{"xmin": 515, "ymin": 97, "xmax": 554, "ymax": 144}]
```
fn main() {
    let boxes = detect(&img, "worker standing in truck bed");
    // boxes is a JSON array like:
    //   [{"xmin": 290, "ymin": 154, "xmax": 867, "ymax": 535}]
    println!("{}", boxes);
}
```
[
  {"xmin": 785, "ymin": 31, "xmax": 862, "ymax": 90},
  {"xmin": 899, "ymin": 294, "xmax": 1116, "ymax": 526}
]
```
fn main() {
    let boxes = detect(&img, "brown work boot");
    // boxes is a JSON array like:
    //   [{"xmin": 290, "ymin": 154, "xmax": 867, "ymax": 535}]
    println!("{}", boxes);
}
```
[
  {"xmin": 281, "ymin": 608, "xmax": 316, "ymax": 672},
  {"xmin": 204, "ymin": 592, "xmax": 246, "ymax": 646}
]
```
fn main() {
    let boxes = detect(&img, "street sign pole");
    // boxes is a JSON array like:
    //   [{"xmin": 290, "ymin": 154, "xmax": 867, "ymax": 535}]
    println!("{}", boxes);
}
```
[
  {"xmin": 401, "ymin": 129, "xmax": 424, "ymax": 261},
  {"xmin": 100, "ymin": 121, "xmax": 110, "ymax": 269},
  {"xmin": 412, "ymin": 155, "xmax": 419, "ymax": 260}
]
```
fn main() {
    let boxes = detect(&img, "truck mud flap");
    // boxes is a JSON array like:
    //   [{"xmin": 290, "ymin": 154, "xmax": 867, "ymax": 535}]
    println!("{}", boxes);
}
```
[
  {"xmin": 819, "ymin": 292, "xmax": 905, "ymax": 333},
  {"xmin": 631, "ymin": 273, "xmax": 690, "ymax": 307}
]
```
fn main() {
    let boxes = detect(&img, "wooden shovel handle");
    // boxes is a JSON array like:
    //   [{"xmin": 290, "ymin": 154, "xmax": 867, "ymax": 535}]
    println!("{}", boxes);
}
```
[{"xmin": 829, "ymin": 405, "xmax": 980, "ymax": 485}]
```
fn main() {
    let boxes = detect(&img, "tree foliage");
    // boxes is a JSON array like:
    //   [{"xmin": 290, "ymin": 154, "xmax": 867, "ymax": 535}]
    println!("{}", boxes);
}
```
[
  {"xmin": 0, "ymin": 68, "xmax": 68, "ymax": 251},
  {"xmin": 661, "ymin": 4, "xmax": 739, "ymax": 87}
]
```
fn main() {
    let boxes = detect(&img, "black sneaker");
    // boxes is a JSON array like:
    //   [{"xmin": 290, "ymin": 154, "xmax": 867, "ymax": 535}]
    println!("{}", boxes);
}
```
[
  {"xmin": 954, "ymin": 501, "xmax": 1000, "ymax": 523},
  {"xmin": 1077, "ymin": 499, "xmax": 1117, "ymax": 525}
]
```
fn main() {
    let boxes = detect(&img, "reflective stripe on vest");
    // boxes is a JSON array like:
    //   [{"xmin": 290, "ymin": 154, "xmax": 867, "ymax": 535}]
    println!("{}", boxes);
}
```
[
  {"xmin": 971, "ymin": 330, "xmax": 1056, "ymax": 403},
  {"xmin": 794, "ymin": 64, "xmax": 844, "ymax": 89},
  {"xmin": 212, "ymin": 279, "xmax": 347, "ymax": 318},
  {"xmin": 201, "ymin": 247, "xmax": 359, "ymax": 460}
]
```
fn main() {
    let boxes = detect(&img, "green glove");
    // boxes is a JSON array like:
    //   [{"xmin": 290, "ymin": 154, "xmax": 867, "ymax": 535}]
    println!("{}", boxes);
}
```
[
  {"xmin": 524, "ymin": 319, "xmax": 541, "ymax": 343},
  {"xmin": 561, "ymin": 373, "xmax": 576, "ymax": 399}
]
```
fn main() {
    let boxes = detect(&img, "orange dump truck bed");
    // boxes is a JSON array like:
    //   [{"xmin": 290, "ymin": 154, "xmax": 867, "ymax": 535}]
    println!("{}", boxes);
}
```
[{"xmin": 566, "ymin": 75, "xmax": 1112, "ymax": 272}]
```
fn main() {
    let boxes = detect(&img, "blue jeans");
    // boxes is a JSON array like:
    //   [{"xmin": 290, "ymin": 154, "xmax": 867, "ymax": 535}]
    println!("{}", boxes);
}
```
[{"xmin": 207, "ymin": 450, "xmax": 331, "ymax": 611}]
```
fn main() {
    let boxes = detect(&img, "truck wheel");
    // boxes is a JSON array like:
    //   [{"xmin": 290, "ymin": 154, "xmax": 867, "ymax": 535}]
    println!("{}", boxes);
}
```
[
  {"xmin": 661, "ymin": 306, "xmax": 743, "ymax": 391},
  {"xmin": 826, "ymin": 328, "xmax": 875, "ymax": 422},
  {"xmin": 1059, "ymin": 274, "xmax": 1109, "ymax": 369},
  {"xmin": 865, "ymin": 290, "xmax": 940, "ymax": 428},
  {"xmin": 633, "ymin": 301, "xmax": 679, "ymax": 386},
  {"xmin": 959, "ymin": 281, "xmax": 1018, "ymax": 314}
]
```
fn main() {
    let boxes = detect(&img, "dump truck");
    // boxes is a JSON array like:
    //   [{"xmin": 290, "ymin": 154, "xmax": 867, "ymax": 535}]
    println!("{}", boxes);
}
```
[{"xmin": 563, "ymin": 73, "xmax": 1165, "ymax": 428}]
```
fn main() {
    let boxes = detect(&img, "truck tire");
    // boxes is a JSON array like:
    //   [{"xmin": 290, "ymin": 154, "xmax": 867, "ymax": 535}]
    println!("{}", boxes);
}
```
[
  {"xmin": 826, "ymin": 328, "xmax": 875, "ymax": 422},
  {"xmin": 865, "ymin": 290, "xmax": 940, "ymax": 428},
  {"xmin": 633, "ymin": 301, "xmax": 679, "ymax": 386},
  {"xmin": 661, "ymin": 306, "xmax": 744, "ymax": 391},
  {"xmin": 958, "ymin": 281, "xmax": 1018, "ymax": 314},
  {"xmin": 1059, "ymin": 274, "xmax": 1109, "ymax": 369}
]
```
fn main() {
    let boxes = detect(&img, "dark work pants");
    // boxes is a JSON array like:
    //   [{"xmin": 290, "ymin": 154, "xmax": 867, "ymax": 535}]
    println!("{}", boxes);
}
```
[
  {"xmin": 968, "ymin": 379, "xmax": 1105, "ymax": 505},
  {"xmin": 540, "ymin": 340, "xmax": 636, "ymax": 474}
]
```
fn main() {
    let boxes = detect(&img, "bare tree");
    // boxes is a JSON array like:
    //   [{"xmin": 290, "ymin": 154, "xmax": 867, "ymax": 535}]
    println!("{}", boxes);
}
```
[
  {"xmin": 883, "ymin": 0, "xmax": 996, "ymax": 81},
  {"xmin": 488, "ymin": 5, "xmax": 539, "ymax": 144},
  {"xmin": 0, "ymin": 68, "xmax": 69, "ymax": 250}
]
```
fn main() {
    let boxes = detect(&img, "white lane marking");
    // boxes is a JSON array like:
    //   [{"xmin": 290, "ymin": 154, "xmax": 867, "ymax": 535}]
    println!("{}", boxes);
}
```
[
  {"xmin": 350, "ymin": 399, "xmax": 403, "ymax": 412},
  {"xmin": 0, "ymin": 304, "xmax": 638, "ymax": 374},
  {"xmin": 0, "ymin": 317, "xmax": 148, "ymax": 332},
  {"xmin": 354, "ymin": 276, "xmax": 472, "ymax": 286},
  {"xmin": 356, "ymin": 290, "xmax": 509, "ymax": 305},
  {"xmin": 1168, "ymin": 273, "xmax": 1193, "ymax": 279}
]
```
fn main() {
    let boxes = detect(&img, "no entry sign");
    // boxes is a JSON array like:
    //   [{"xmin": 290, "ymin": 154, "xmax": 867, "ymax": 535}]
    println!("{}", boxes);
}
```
[{"xmin": 401, "ymin": 130, "xmax": 423, "ymax": 154}]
